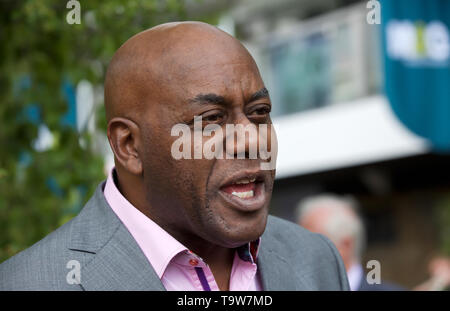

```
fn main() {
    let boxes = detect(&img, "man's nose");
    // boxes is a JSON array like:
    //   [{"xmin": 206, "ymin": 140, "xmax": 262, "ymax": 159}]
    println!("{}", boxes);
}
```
[{"xmin": 224, "ymin": 114, "xmax": 259, "ymax": 159}]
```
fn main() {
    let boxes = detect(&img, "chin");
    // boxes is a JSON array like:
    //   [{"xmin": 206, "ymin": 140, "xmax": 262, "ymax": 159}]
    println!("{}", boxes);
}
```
[{"xmin": 208, "ymin": 209, "xmax": 269, "ymax": 248}]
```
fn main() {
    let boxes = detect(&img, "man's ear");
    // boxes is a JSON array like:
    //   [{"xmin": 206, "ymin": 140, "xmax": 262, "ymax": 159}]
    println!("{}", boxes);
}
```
[{"xmin": 107, "ymin": 117, "xmax": 143, "ymax": 175}]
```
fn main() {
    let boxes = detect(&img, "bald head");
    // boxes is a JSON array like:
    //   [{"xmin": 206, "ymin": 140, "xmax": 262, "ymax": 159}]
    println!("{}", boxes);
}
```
[
  {"xmin": 104, "ymin": 21, "xmax": 274, "ymax": 256},
  {"xmin": 104, "ymin": 21, "xmax": 259, "ymax": 122}
]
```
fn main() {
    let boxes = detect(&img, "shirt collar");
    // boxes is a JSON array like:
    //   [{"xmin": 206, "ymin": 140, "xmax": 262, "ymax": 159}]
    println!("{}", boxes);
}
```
[
  {"xmin": 103, "ymin": 168, "xmax": 261, "ymax": 277},
  {"xmin": 104, "ymin": 168, "xmax": 187, "ymax": 278},
  {"xmin": 237, "ymin": 238, "xmax": 260, "ymax": 264}
]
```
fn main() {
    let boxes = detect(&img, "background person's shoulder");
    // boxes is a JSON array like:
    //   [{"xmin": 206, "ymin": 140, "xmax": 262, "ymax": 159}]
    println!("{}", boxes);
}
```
[{"xmin": 263, "ymin": 215, "xmax": 350, "ymax": 290}]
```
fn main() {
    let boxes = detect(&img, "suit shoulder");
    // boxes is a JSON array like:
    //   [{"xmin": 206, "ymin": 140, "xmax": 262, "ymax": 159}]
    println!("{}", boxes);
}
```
[
  {"xmin": 265, "ymin": 215, "xmax": 323, "ymax": 245},
  {"xmin": 1, "ymin": 216, "xmax": 75, "ymax": 265},
  {"xmin": 0, "ymin": 217, "xmax": 80, "ymax": 290},
  {"xmin": 264, "ymin": 215, "xmax": 350, "ymax": 290},
  {"xmin": 0, "ymin": 184, "xmax": 109, "ymax": 290}
]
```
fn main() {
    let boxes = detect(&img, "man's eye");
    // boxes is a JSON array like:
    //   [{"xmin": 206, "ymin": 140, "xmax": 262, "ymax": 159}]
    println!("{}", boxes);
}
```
[
  {"xmin": 250, "ymin": 106, "xmax": 271, "ymax": 116},
  {"xmin": 202, "ymin": 112, "xmax": 224, "ymax": 123}
]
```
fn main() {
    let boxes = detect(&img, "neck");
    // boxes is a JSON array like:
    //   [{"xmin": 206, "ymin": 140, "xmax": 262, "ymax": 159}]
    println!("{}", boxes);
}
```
[
  {"xmin": 196, "ymin": 243, "xmax": 235, "ymax": 291},
  {"xmin": 345, "ymin": 258, "xmax": 358, "ymax": 271},
  {"xmin": 190, "ymin": 240, "xmax": 235, "ymax": 266}
]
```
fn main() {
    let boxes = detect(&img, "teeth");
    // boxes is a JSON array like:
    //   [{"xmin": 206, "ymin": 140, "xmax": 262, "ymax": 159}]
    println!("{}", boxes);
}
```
[
  {"xmin": 235, "ymin": 177, "xmax": 256, "ymax": 184},
  {"xmin": 236, "ymin": 179, "xmax": 250, "ymax": 184},
  {"xmin": 231, "ymin": 190, "xmax": 254, "ymax": 199}
]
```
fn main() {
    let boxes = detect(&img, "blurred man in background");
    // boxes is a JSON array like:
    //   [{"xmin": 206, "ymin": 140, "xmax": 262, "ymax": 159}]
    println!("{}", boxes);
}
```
[{"xmin": 296, "ymin": 194, "xmax": 404, "ymax": 291}]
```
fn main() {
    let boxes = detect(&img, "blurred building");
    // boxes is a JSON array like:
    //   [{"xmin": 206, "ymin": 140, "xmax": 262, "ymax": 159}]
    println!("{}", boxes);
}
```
[{"xmin": 189, "ymin": 0, "xmax": 450, "ymax": 289}]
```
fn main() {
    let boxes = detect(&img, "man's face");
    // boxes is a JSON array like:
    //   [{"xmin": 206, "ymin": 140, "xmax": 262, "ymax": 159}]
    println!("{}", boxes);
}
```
[{"xmin": 138, "ymin": 46, "xmax": 276, "ymax": 248}]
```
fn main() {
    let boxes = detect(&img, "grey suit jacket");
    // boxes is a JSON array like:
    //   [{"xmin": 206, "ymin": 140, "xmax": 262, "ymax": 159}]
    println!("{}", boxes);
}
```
[{"xmin": 0, "ymin": 182, "xmax": 349, "ymax": 291}]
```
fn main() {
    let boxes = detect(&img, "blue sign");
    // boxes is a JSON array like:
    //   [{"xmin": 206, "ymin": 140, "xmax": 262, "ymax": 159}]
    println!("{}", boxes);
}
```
[{"xmin": 381, "ymin": 0, "xmax": 450, "ymax": 152}]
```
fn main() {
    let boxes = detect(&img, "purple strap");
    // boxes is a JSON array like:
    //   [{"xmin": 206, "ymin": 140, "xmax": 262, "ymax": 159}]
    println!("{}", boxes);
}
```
[{"xmin": 194, "ymin": 267, "xmax": 211, "ymax": 291}]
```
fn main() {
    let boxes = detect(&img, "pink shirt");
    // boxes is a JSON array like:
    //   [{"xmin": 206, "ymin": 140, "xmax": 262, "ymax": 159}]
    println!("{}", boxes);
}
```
[{"xmin": 103, "ymin": 169, "xmax": 262, "ymax": 291}]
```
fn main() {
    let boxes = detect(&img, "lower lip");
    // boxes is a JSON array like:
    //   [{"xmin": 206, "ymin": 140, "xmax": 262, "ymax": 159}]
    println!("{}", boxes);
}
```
[{"xmin": 218, "ymin": 182, "xmax": 266, "ymax": 212}]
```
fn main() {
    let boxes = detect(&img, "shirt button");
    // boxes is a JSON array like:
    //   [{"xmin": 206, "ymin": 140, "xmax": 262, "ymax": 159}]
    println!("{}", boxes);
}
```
[{"xmin": 189, "ymin": 259, "xmax": 199, "ymax": 266}]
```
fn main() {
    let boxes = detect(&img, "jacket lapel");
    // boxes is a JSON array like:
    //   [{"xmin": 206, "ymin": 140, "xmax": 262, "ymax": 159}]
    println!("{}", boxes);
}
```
[
  {"xmin": 80, "ymin": 225, "xmax": 165, "ymax": 290},
  {"xmin": 68, "ymin": 183, "xmax": 165, "ymax": 291}
]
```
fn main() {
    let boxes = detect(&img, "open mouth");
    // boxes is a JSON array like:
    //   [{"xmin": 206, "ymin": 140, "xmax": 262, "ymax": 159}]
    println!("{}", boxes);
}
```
[
  {"xmin": 220, "ymin": 177, "xmax": 260, "ymax": 199},
  {"xmin": 218, "ymin": 172, "xmax": 267, "ymax": 212}
]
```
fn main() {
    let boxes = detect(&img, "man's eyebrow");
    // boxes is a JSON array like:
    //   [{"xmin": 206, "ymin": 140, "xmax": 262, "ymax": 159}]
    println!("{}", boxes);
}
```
[
  {"xmin": 249, "ymin": 87, "xmax": 270, "ymax": 102},
  {"xmin": 188, "ymin": 87, "xmax": 270, "ymax": 105},
  {"xmin": 189, "ymin": 93, "xmax": 226, "ymax": 105}
]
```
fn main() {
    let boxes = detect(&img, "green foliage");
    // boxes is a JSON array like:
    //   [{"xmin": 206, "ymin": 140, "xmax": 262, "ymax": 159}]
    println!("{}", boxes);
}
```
[{"xmin": 0, "ymin": 0, "xmax": 191, "ymax": 262}]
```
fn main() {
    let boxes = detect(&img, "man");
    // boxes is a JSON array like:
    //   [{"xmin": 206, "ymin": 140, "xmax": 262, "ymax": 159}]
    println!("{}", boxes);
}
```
[
  {"xmin": 0, "ymin": 22, "xmax": 349, "ymax": 291},
  {"xmin": 297, "ymin": 194, "xmax": 404, "ymax": 291}
]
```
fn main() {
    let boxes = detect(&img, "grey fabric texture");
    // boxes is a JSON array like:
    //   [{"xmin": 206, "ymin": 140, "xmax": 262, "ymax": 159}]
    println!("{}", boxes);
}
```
[{"xmin": 0, "ymin": 182, "xmax": 350, "ymax": 291}]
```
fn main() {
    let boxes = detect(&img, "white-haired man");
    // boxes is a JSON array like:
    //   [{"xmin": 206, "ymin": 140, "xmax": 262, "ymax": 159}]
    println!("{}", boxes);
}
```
[{"xmin": 296, "ymin": 194, "xmax": 404, "ymax": 291}]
